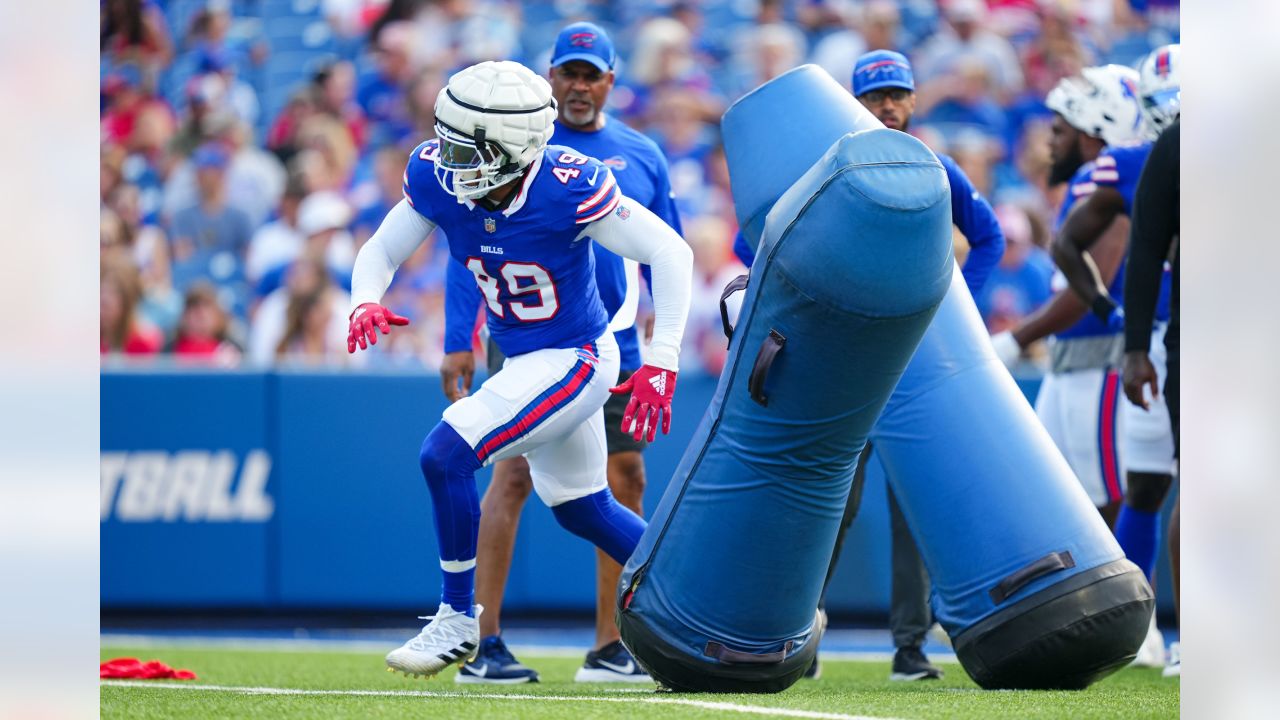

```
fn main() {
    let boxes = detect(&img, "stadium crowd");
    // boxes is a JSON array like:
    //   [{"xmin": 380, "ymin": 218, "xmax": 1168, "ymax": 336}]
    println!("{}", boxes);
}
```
[{"xmin": 100, "ymin": 0, "xmax": 1179, "ymax": 372}]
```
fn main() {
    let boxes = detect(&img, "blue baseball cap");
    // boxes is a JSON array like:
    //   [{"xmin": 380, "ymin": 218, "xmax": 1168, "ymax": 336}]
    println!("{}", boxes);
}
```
[
  {"xmin": 852, "ymin": 50, "xmax": 915, "ymax": 96},
  {"xmin": 551, "ymin": 22, "xmax": 616, "ymax": 73},
  {"xmin": 193, "ymin": 143, "xmax": 230, "ymax": 169}
]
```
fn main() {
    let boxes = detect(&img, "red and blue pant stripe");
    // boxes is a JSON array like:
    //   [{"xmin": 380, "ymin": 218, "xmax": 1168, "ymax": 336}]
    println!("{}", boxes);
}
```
[
  {"xmin": 1097, "ymin": 368, "xmax": 1123, "ymax": 504},
  {"xmin": 473, "ymin": 343, "xmax": 598, "ymax": 463}
]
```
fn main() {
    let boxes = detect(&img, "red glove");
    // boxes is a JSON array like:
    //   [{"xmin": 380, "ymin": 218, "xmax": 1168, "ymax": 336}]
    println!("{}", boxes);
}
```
[
  {"xmin": 609, "ymin": 364, "xmax": 678, "ymax": 442},
  {"xmin": 348, "ymin": 302, "xmax": 410, "ymax": 353}
]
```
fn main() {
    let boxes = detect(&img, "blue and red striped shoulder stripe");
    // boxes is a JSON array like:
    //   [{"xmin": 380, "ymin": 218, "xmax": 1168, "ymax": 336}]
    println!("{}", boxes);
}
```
[{"xmin": 575, "ymin": 171, "xmax": 620, "ymax": 224}]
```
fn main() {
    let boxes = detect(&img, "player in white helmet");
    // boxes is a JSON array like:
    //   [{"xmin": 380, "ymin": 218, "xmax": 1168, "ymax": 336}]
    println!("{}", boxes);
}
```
[
  {"xmin": 990, "ymin": 63, "xmax": 1146, "ymax": 519},
  {"xmin": 996, "ymin": 62, "xmax": 1176, "ymax": 670},
  {"xmin": 1137, "ymin": 44, "xmax": 1180, "ymax": 138},
  {"xmin": 346, "ymin": 61, "xmax": 693, "ymax": 680}
]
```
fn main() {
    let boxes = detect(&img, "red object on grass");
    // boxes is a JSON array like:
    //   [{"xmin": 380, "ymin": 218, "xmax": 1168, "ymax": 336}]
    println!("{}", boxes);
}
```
[{"xmin": 100, "ymin": 657, "xmax": 197, "ymax": 680}]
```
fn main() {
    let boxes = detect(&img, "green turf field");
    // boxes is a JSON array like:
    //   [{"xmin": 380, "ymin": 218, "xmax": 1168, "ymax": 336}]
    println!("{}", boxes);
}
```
[{"xmin": 100, "ymin": 644, "xmax": 1178, "ymax": 719}]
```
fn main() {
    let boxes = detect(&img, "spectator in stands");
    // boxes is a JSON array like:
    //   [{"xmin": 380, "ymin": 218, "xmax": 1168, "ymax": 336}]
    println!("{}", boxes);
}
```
[
  {"xmin": 247, "ymin": 174, "xmax": 308, "ymax": 295},
  {"xmin": 267, "ymin": 89, "xmax": 320, "ymax": 165},
  {"xmin": 313, "ymin": 60, "xmax": 368, "ymax": 149},
  {"xmin": 949, "ymin": 129, "xmax": 1001, "ymax": 199},
  {"xmin": 248, "ymin": 254, "xmax": 354, "ymax": 366},
  {"xmin": 167, "ymin": 282, "xmax": 243, "ymax": 363},
  {"xmin": 684, "ymin": 215, "xmax": 746, "ymax": 375},
  {"xmin": 863, "ymin": 0, "xmax": 903, "ymax": 52},
  {"xmin": 810, "ymin": 4, "xmax": 868, "ymax": 90},
  {"xmin": 101, "ymin": 0, "xmax": 174, "ymax": 83},
  {"xmin": 913, "ymin": 0, "xmax": 1025, "ymax": 102},
  {"xmin": 274, "ymin": 286, "xmax": 338, "ymax": 364},
  {"xmin": 166, "ymin": 117, "xmax": 284, "ymax": 228},
  {"xmin": 358, "ymin": 21, "xmax": 416, "ymax": 147},
  {"xmin": 351, "ymin": 146, "xmax": 407, "ymax": 247},
  {"xmin": 167, "ymin": 143, "xmax": 253, "ymax": 308},
  {"xmin": 366, "ymin": 0, "xmax": 427, "ymax": 47},
  {"xmin": 404, "ymin": 66, "xmax": 447, "ymax": 141},
  {"xmin": 120, "ymin": 96, "xmax": 175, "ymax": 212},
  {"xmin": 248, "ymin": 186, "xmax": 355, "ymax": 298},
  {"xmin": 106, "ymin": 182, "xmax": 181, "ymax": 333},
  {"xmin": 975, "ymin": 203, "xmax": 1055, "ymax": 333},
  {"xmin": 729, "ymin": 22, "xmax": 807, "ymax": 97},
  {"xmin": 648, "ymin": 87, "xmax": 716, "ymax": 222},
  {"xmin": 293, "ymin": 114, "xmax": 359, "ymax": 192},
  {"xmin": 620, "ymin": 17, "xmax": 721, "ymax": 128},
  {"xmin": 101, "ymin": 64, "xmax": 171, "ymax": 148},
  {"xmin": 916, "ymin": 58, "xmax": 1008, "ymax": 141},
  {"xmin": 193, "ymin": 45, "xmax": 260, "ymax": 129},
  {"xmin": 169, "ymin": 70, "xmax": 237, "ymax": 159},
  {"xmin": 101, "ymin": 254, "xmax": 163, "ymax": 356}
]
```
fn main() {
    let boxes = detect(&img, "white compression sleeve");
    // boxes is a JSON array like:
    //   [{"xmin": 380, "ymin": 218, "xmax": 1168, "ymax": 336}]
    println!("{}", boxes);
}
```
[
  {"xmin": 583, "ymin": 196, "xmax": 693, "ymax": 371},
  {"xmin": 349, "ymin": 199, "xmax": 437, "ymax": 311}
]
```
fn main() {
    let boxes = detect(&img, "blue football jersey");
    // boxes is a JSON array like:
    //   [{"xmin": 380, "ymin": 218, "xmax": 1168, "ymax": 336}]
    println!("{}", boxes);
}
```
[
  {"xmin": 1091, "ymin": 142, "xmax": 1151, "ymax": 216},
  {"xmin": 1054, "ymin": 161, "xmax": 1123, "ymax": 340},
  {"xmin": 1054, "ymin": 143, "xmax": 1171, "ymax": 338},
  {"xmin": 404, "ymin": 140, "xmax": 618, "ymax": 357}
]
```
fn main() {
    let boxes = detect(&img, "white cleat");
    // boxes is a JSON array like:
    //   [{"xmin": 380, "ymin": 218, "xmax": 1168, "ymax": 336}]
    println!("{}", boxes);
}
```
[
  {"xmin": 386, "ymin": 603, "xmax": 483, "ymax": 679},
  {"xmin": 1131, "ymin": 615, "xmax": 1166, "ymax": 668},
  {"xmin": 1162, "ymin": 641, "xmax": 1180, "ymax": 678}
]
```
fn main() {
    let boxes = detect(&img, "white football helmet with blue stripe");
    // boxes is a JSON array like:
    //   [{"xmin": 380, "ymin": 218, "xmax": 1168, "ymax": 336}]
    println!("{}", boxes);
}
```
[
  {"xmin": 433, "ymin": 61, "xmax": 558, "ymax": 201},
  {"xmin": 1046, "ymin": 65, "xmax": 1146, "ymax": 146},
  {"xmin": 1138, "ymin": 44, "xmax": 1180, "ymax": 137}
]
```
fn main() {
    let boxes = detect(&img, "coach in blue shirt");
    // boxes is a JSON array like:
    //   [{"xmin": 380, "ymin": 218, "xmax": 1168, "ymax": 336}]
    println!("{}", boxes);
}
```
[
  {"xmin": 440, "ymin": 22, "xmax": 682, "ymax": 686},
  {"xmin": 734, "ymin": 51, "xmax": 1004, "ymax": 296}
]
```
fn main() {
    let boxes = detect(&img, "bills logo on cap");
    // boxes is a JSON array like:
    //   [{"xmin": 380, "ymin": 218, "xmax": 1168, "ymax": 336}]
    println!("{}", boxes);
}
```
[
  {"xmin": 603, "ymin": 156, "xmax": 628, "ymax": 171},
  {"xmin": 570, "ymin": 32, "xmax": 595, "ymax": 48}
]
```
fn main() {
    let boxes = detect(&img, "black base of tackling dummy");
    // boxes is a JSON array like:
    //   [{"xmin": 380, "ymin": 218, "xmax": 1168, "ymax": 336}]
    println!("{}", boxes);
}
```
[
  {"xmin": 619, "ymin": 609, "xmax": 826, "ymax": 693},
  {"xmin": 952, "ymin": 560, "xmax": 1153, "ymax": 689}
]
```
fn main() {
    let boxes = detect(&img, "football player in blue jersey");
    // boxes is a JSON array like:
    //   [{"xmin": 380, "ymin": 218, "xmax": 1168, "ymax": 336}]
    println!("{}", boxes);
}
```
[
  {"xmin": 438, "ymin": 23, "xmax": 684, "ymax": 685},
  {"xmin": 1048, "ymin": 45, "xmax": 1181, "ymax": 673},
  {"xmin": 346, "ymin": 60, "xmax": 693, "ymax": 680},
  {"xmin": 990, "ymin": 63, "xmax": 1170, "ymax": 665}
]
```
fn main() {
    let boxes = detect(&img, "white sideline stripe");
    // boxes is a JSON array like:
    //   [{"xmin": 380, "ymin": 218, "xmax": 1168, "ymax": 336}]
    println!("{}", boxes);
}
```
[
  {"xmin": 101, "ymin": 681, "xmax": 908, "ymax": 720},
  {"xmin": 100, "ymin": 633, "xmax": 957, "ymax": 663}
]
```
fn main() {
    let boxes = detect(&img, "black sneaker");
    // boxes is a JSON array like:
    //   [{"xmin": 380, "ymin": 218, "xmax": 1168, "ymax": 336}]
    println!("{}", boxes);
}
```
[
  {"xmin": 803, "ymin": 656, "xmax": 822, "ymax": 680},
  {"xmin": 455, "ymin": 635, "xmax": 540, "ymax": 684},
  {"xmin": 574, "ymin": 640, "xmax": 652, "ymax": 683},
  {"xmin": 889, "ymin": 646, "xmax": 943, "ymax": 681}
]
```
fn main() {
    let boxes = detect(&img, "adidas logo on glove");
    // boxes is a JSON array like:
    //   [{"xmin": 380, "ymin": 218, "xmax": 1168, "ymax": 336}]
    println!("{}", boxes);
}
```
[{"xmin": 648, "ymin": 371, "xmax": 668, "ymax": 397}]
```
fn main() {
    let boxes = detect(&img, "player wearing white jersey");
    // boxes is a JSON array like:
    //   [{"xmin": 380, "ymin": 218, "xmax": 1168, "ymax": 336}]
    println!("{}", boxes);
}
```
[{"xmin": 346, "ymin": 60, "xmax": 692, "ymax": 680}]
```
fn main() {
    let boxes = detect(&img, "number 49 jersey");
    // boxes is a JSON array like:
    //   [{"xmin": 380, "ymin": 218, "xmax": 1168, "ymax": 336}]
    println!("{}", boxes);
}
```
[{"xmin": 403, "ymin": 141, "xmax": 616, "ymax": 357}]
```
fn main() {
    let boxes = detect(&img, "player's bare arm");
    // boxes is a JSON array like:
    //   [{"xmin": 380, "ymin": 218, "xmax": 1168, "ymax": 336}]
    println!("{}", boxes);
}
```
[
  {"xmin": 1051, "ymin": 186, "xmax": 1127, "ymax": 322},
  {"xmin": 992, "ymin": 214, "xmax": 1129, "ymax": 363}
]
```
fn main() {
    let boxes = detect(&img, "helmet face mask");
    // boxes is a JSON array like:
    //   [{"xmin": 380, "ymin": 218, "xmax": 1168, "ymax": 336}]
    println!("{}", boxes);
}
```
[
  {"xmin": 431, "ymin": 61, "xmax": 558, "ymax": 202},
  {"xmin": 433, "ymin": 119, "xmax": 520, "ymax": 200}
]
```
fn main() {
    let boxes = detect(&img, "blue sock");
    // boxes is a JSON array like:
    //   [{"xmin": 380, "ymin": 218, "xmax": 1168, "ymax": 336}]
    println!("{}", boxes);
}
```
[
  {"xmin": 1114, "ymin": 505, "xmax": 1159, "ymax": 581},
  {"xmin": 419, "ymin": 422, "xmax": 483, "ymax": 615},
  {"xmin": 551, "ymin": 488, "xmax": 646, "ymax": 565}
]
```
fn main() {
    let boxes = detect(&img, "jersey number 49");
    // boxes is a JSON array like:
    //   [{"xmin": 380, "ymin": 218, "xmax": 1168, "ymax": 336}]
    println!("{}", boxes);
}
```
[{"xmin": 466, "ymin": 257, "xmax": 559, "ymax": 321}]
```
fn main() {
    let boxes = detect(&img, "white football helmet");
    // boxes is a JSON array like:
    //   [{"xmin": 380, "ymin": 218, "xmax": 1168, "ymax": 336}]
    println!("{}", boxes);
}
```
[
  {"xmin": 1138, "ymin": 44, "xmax": 1180, "ymax": 137},
  {"xmin": 433, "ymin": 61, "xmax": 557, "ymax": 201},
  {"xmin": 1046, "ymin": 64, "xmax": 1146, "ymax": 146}
]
